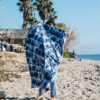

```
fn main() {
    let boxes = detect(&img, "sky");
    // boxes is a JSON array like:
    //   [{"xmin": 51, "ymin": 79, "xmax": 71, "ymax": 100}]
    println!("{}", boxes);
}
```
[{"xmin": 0, "ymin": 0, "xmax": 100, "ymax": 54}]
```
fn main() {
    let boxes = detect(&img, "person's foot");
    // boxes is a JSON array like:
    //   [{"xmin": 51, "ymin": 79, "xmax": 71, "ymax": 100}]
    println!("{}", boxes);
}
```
[
  {"xmin": 37, "ymin": 95, "xmax": 43, "ymax": 100},
  {"xmin": 50, "ymin": 98, "xmax": 55, "ymax": 100}
]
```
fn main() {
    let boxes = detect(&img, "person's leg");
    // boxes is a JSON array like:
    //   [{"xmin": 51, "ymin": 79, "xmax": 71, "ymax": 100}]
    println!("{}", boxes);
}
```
[
  {"xmin": 38, "ymin": 87, "xmax": 45, "ymax": 100},
  {"xmin": 45, "ymin": 84, "xmax": 50, "ymax": 92},
  {"xmin": 39, "ymin": 87, "xmax": 44, "ymax": 96},
  {"xmin": 50, "ymin": 74, "xmax": 57, "ymax": 99}
]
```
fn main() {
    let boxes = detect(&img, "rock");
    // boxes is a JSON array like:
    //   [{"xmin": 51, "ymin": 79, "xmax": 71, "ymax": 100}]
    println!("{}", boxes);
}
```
[{"xmin": 0, "ymin": 72, "xmax": 21, "ymax": 82}]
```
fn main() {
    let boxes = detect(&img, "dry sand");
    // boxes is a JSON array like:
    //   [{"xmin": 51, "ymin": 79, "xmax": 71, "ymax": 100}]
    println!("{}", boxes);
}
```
[{"xmin": 0, "ymin": 52, "xmax": 100, "ymax": 100}]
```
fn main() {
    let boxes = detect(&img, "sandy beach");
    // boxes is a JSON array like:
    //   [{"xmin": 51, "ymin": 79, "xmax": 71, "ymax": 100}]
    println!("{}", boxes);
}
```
[{"xmin": 0, "ymin": 52, "xmax": 100, "ymax": 100}]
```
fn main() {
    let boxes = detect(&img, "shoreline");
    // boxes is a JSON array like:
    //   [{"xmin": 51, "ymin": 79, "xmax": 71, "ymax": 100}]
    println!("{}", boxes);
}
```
[
  {"xmin": 67, "ymin": 57, "xmax": 100, "ymax": 61},
  {"xmin": 76, "ymin": 54, "xmax": 100, "ymax": 61},
  {"xmin": 77, "ymin": 58, "xmax": 100, "ymax": 61}
]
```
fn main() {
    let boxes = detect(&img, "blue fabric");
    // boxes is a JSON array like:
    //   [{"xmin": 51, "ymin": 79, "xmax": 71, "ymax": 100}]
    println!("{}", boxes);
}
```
[
  {"xmin": 39, "ymin": 73, "xmax": 57, "ymax": 98},
  {"xmin": 25, "ymin": 23, "xmax": 68, "ymax": 89}
]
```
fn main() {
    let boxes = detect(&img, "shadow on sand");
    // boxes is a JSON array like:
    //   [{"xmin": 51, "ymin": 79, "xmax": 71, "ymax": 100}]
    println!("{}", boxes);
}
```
[
  {"xmin": 3, "ymin": 97, "xmax": 50, "ymax": 100},
  {"xmin": 3, "ymin": 97, "xmax": 36, "ymax": 100}
]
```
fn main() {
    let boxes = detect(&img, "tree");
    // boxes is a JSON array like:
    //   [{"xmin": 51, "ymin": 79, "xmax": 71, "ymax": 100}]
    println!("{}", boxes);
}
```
[
  {"xmin": 27, "ymin": 13, "xmax": 38, "ymax": 28},
  {"xmin": 48, "ymin": 11, "xmax": 57, "ymax": 21},
  {"xmin": 64, "ymin": 31, "xmax": 78, "ymax": 52},
  {"xmin": 56, "ymin": 23, "xmax": 78, "ymax": 52},
  {"xmin": 33, "ymin": 0, "xmax": 57, "ymax": 23},
  {"xmin": 17, "ymin": 0, "xmax": 37, "ymax": 29},
  {"xmin": 56, "ymin": 23, "xmax": 69, "ymax": 32},
  {"xmin": 26, "ymin": 2, "xmax": 38, "ymax": 28}
]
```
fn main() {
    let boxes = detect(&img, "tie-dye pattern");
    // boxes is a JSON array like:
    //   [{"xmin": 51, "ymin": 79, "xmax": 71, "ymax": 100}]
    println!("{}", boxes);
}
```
[{"xmin": 25, "ymin": 23, "xmax": 68, "ymax": 89}]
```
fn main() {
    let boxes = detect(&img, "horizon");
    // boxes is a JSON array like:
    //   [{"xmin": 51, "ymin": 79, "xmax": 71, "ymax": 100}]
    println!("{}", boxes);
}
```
[
  {"xmin": 77, "ymin": 53, "xmax": 100, "ymax": 55},
  {"xmin": 0, "ymin": 0, "xmax": 100, "ymax": 55}
]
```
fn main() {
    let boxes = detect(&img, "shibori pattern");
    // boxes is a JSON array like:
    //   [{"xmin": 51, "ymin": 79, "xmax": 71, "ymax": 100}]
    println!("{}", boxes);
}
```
[{"xmin": 25, "ymin": 23, "xmax": 68, "ymax": 89}]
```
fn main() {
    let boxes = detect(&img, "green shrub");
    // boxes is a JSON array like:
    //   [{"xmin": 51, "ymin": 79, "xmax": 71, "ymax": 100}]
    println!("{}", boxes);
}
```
[{"xmin": 63, "ymin": 51, "xmax": 75, "ymax": 58}]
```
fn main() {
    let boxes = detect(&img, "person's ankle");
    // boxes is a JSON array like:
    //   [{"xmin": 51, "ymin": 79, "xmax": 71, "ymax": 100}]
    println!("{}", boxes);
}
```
[
  {"xmin": 37, "ymin": 95, "xmax": 43, "ymax": 100},
  {"xmin": 50, "ymin": 97, "xmax": 55, "ymax": 100}
]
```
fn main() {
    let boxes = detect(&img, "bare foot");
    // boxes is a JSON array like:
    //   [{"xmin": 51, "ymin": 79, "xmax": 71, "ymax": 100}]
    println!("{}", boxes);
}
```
[
  {"xmin": 50, "ymin": 98, "xmax": 55, "ymax": 100},
  {"xmin": 37, "ymin": 95, "xmax": 43, "ymax": 100}
]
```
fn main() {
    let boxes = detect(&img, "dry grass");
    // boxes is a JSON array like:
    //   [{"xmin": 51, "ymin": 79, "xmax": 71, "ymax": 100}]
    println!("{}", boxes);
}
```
[
  {"xmin": 64, "ymin": 31, "xmax": 78, "ymax": 51},
  {"xmin": 0, "ymin": 71, "xmax": 21, "ymax": 82},
  {"xmin": 0, "ymin": 52, "xmax": 27, "ymax": 82}
]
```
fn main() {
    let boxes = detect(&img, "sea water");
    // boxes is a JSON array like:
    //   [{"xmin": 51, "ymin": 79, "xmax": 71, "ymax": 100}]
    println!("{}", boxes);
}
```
[{"xmin": 77, "ymin": 54, "xmax": 100, "ymax": 60}]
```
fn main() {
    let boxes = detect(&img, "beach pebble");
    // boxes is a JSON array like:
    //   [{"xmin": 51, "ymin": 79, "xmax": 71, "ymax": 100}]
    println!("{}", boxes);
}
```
[{"xmin": 0, "ymin": 53, "xmax": 100, "ymax": 100}]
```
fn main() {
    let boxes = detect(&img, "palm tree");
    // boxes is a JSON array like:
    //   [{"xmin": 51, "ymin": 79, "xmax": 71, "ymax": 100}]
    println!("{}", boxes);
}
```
[
  {"xmin": 26, "ymin": 1, "xmax": 38, "ymax": 27},
  {"xmin": 17, "ymin": 0, "xmax": 29, "ymax": 29},
  {"xmin": 33, "ymin": 0, "xmax": 57, "ymax": 23},
  {"xmin": 48, "ymin": 11, "xmax": 57, "ymax": 21},
  {"xmin": 27, "ymin": 13, "xmax": 38, "ymax": 28},
  {"xmin": 17, "ymin": 0, "xmax": 37, "ymax": 29}
]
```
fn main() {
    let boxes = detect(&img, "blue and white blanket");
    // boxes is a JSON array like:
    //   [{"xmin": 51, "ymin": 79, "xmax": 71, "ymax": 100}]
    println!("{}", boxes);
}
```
[{"xmin": 25, "ymin": 23, "xmax": 68, "ymax": 89}]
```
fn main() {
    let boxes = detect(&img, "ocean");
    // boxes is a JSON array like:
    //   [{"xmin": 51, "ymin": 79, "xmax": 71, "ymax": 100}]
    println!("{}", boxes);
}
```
[{"xmin": 77, "ymin": 54, "xmax": 100, "ymax": 60}]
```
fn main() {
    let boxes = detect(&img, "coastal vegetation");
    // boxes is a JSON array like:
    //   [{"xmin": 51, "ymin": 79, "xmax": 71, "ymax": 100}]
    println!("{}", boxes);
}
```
[
  {"xmin": 17, "ymin": 0, "xmax": 78, "ymax": 58},
  {"xmin": 63, "ymin": 51, "xmax": 75, "ymax": 58},
  {"xmin": 33, "ymin": 0, "xmax": 57, "ymax": 23},
  {"xmin": 17, "ymin": 0, "xmax": 37, "ymax": 28}
]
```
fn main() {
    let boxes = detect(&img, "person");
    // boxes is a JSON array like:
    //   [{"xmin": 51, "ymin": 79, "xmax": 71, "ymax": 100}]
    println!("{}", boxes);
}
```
[
  {"xmin": 25, "ymin": 20, "xmax": 69, "ymax": 100},
  {"xmin": 37, "ymin": 20, "xmax": 57, "ymax": 100},
  {"xmin": 46, "ymin": 20, "xmax": 55, "ymax": 26}
]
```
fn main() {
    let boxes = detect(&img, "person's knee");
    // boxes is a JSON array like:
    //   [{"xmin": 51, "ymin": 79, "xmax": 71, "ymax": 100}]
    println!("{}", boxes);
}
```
[{"xmin": 51, "ymin": 79, "xmax": 56, "ymax": 85}]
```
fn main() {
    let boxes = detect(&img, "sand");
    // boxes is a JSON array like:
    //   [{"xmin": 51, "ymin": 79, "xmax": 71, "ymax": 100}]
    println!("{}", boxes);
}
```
[{"xmin": 0, "ymin": 52, "xmax": 100, "ymax": 100}]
